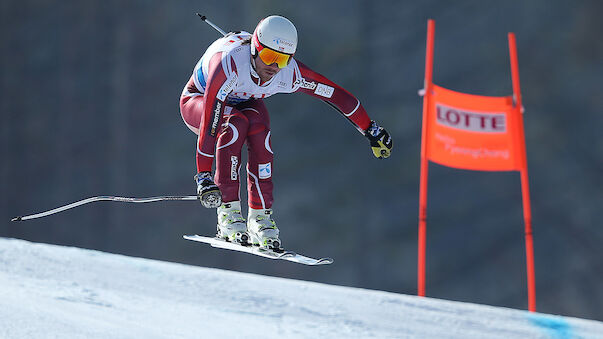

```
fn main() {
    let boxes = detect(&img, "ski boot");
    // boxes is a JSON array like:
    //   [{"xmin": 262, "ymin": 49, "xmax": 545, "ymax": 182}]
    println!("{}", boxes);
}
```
[
  {"xmin": 194, "ymin": 172, "xmax": 222, "ymax": 208},
  {"xmin": 247, "ymin": 208, "xmax": 282, "ymax": 251},
  {"xmin": 216, "ymin": 201, "xmax": 249, "ymax": 244}
]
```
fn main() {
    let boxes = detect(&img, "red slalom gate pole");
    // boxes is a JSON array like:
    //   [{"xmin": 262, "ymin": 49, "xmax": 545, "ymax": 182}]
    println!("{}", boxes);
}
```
[
  {"xmin": 418, "ymin": 19, "xmax": 435, "ymax": 297},
  {"xmin": 509, "ymin": 32, "xmax": 536, "ymax": 312}
]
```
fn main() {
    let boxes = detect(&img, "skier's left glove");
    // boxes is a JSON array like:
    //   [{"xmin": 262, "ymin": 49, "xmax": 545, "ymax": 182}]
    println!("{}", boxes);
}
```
[{"xmin": 364, "ymin": 120, "xmax": 393, "ymax": 159}]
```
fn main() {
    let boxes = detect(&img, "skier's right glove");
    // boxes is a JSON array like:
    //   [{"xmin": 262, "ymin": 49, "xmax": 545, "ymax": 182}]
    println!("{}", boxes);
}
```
[
  {"xmin": 364, "ymin": 120, "xmax": 393, "ymax": 159},
  {"xmin": 194, "ymin": 172, "xmax": 222, "ymax": 208}
]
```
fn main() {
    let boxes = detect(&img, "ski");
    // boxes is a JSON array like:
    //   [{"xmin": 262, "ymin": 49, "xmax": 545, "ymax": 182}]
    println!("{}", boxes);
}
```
[{"xmin": 183, "ymin": 235, "xmax": 333, "ymax": 266}]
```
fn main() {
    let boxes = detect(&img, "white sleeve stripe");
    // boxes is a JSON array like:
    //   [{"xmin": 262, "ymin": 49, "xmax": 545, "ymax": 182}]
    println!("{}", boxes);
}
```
[
  {"xmin": 182, "ymin": 89, "xmax": 203, "ymax": 98},
  {"xmin": 222, "ymin": 55, "xmax": 234, "ymax": 77},
  {"xmin": 197, "ymin": 146, "xmax": 214, "ymax": 158},
  {"xmin": 344, "ymin": 99, "xmax": 361, "ymax": 117}
]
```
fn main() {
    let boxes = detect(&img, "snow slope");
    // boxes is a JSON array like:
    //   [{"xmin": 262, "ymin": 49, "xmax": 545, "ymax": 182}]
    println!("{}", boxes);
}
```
[{"xmin": 0, "ymin": 238, "xmax": 601, "ymax": 339}]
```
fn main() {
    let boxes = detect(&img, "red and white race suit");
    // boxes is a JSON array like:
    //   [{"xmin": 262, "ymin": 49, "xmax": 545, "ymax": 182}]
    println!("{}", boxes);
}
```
[{"xmin": 179, "ymin": 32, "xmax": 372, "ymax": 209}]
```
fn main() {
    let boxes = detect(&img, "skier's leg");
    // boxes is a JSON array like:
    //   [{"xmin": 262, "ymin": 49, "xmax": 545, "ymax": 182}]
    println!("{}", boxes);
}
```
[
  {"xmin": 242, "ymin": 100, "xmax": 274, "ymax": 210},
  {"xmin": 241, "ymin": 100, "xmax": 280, "ymax": 249},
  {"xmin": 215, "ymin": 109, "xmax": 249, "ymax": 203},
  {"xmin": 213, "ymin": 109, "xmax": 250, "ymax": 243}
]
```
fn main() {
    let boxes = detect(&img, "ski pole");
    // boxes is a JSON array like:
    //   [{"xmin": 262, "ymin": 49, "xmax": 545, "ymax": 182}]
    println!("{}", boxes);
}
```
[
  {"xmin": 11, "ymin": 195, "xmax": 198, "ymax": 222},
  {"xmin": 196, "ymin": 13, "xmax": 227, "ymax": 37}
]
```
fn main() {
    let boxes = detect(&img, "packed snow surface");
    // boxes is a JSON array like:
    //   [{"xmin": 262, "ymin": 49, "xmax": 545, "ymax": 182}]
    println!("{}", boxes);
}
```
[{"xmin": 0, "ymin": 238, "xmax": 601, "ymax": 338}]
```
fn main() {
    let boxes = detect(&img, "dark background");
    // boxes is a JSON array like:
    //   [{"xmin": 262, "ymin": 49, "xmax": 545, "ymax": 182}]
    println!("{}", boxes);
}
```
[{"xmin": 2, "ymin": 0, "xmax": 602, "ymax": 321}]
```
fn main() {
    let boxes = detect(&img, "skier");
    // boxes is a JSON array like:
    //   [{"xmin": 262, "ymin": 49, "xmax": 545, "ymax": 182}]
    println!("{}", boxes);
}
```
[{"xmin": 179, "ymin": 15, "xmax": 392, "ymax": 250}]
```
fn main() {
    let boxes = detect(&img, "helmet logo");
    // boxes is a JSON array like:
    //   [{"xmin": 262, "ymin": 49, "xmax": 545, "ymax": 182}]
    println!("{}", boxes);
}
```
[{"xmin": 273, "ymin": 37, "xmax": 294, "ymax": 49}]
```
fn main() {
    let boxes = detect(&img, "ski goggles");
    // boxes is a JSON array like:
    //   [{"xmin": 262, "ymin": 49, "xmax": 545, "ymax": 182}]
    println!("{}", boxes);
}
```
[{"xmin": 253, "ymin": 36, "xmax": 293, "ymax": 68}]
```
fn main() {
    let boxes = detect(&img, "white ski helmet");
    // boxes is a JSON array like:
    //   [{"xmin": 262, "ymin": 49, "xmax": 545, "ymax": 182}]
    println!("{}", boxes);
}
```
[{"xmin": 251, "ymin": 15, "xmax": 297, "ymax": 68}]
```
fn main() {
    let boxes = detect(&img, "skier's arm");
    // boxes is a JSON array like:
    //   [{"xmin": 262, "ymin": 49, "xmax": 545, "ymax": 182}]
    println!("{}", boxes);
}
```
[{"xmin": 294, "ymin": 60, "xmax": 392, "ymax": 159}]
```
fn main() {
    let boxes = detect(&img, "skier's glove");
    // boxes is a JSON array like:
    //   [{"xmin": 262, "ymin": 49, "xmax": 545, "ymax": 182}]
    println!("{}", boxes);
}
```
[
  {"xmin": 194, "ymin": 172, "xmax": 222, "ymax": 208},
  {"xmin": 364, "ymin": 120, "xmax": 393, "ymax": 159}
]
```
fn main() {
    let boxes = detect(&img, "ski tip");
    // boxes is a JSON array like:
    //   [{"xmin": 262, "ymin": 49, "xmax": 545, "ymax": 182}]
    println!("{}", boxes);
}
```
[
  {"xmin": 196, "ymin": 13, "xmax": 206, "ymax": 20},
  {"xmin": 11, "ymin": 216, "xmax": 22, "ymax": 222},
  {"xmin": 318, "ymin": 258, "xmax": 334, "ymax": 265}
]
